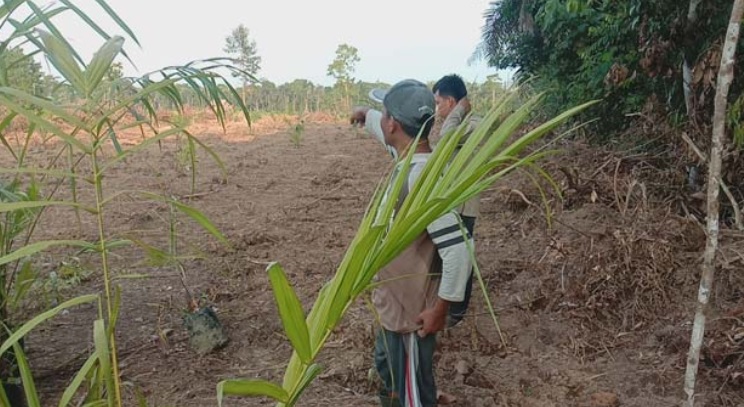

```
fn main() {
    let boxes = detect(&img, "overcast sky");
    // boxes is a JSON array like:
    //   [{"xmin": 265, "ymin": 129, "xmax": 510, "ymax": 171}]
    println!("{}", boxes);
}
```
[{"xmin": 51, "ymin": 0, "xmax": 504, "ymax": 86}]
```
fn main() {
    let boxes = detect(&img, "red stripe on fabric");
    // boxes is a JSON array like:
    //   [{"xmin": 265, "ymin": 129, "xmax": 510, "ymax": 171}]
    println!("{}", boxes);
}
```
[{"xmin": 405, "ymin": 350, "xmax": 414, "ymax": 407}]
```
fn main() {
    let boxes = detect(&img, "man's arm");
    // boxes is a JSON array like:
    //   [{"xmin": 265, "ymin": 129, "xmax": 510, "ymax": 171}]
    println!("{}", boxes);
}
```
[
  {"xmin": 417, "ymin": 211, "xmax": 472, "ymax": 336},
  {"xmin": 350, "ymin": 107, "xmax": 397, "ymax": 159},
  {"xmin": 439, "ymin": 97, "xmax": 472, "ymax": 139}
]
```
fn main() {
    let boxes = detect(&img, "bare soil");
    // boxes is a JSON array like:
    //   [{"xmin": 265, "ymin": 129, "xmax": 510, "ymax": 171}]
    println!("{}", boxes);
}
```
[{"xmin": 7, "ymin": 115, "xmax": 744, "ymax": 406}]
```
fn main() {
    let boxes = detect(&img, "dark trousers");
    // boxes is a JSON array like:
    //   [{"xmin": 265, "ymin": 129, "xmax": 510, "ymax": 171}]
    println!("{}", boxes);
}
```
[
  {"xmin": 374, "ymin": 329, "xmax": 437, "ymax": 407},
  {"xmin": 448, "ymin": 215, "xmax": 476, "ymax": 320}
]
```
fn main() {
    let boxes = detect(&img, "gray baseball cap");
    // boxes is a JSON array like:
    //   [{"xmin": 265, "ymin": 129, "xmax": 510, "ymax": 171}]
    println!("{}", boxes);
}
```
[{"xmin": 369, "ymin": 79, "xmax": 435, "ymax": 134}]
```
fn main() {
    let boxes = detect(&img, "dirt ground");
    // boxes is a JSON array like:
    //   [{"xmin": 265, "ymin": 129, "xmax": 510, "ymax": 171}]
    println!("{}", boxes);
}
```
[{"xmin": 9, "ymin": 114, "xmax": 744, "ymax": 406}]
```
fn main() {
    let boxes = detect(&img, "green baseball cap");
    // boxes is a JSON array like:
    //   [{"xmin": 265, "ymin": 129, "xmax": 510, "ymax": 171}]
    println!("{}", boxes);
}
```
[{"xmin": 369, "ymin": 79, "xmax": 435, "ymax": 134}]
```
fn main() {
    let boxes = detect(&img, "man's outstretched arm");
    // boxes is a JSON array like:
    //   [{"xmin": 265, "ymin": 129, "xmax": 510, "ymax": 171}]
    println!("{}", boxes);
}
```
[{"xmin": 350, "ymin": 107, "xmax": 397, "ymax": 159}]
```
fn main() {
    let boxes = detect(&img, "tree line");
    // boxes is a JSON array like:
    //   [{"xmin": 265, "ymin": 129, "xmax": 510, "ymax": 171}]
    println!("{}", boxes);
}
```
[{"xmin": 1, "ymin": 23, "xmax": 507, "ymax": 119}]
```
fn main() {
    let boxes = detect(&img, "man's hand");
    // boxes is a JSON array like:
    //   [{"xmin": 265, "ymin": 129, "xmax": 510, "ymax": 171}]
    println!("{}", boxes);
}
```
[
  {"xmin": 350, "ymin": 106, "xmax": 371, "ymax": 127},
  {"xmin": 416, "ymin": 299, "xmax": 449, "ymax": 337},
  {"xmin": 457, "ymin": 97, "xmax": 472, "ymax": 115}
]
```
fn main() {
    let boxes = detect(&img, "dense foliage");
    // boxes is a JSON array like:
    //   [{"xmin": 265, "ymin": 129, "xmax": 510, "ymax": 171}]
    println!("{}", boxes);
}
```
[{"xmin": 478, "ymin": 0, "xmax": 744, "ymax": 133}]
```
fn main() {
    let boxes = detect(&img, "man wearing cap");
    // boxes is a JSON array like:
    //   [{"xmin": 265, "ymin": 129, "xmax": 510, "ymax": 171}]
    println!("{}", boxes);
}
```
[
  {"xmin": 357, "ymin": 79, "xmax": 472, "ymax": 407},
  {"xmin": 354, "ymin": 74, "xmax": 480, "ymax": 328}
]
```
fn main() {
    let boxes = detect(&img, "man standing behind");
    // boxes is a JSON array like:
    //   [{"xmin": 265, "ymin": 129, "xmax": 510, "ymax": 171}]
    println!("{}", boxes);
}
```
[
  {"xmin": 431, "ymin": 74, "xmax": 481, "ymax": 327},
  {"xmin": 352, "ymin": 79, "xmax": 472, "ymax": 407}
]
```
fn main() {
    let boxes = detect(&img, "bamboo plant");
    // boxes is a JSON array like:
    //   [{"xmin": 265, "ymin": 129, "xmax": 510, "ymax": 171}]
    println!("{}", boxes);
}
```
[{"xmin": 0, "ymin": 1, "xmax": 249, "ymax": 406}]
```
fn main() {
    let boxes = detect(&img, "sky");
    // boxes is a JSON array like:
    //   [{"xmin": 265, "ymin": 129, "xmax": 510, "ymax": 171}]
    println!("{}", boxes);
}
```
[{"xmin": 51, "ymin": 0, "xmax": 505, "ymax": 87}]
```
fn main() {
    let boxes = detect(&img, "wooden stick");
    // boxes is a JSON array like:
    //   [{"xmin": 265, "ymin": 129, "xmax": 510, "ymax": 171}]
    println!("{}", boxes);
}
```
[{"xmin": 685, "ymin": 1, "xmax": 744, "ymax": 404}]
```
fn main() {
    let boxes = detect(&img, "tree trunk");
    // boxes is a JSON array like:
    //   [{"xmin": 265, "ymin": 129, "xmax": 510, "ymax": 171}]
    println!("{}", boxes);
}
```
[
  {"xmin": 344, "ymin": 81, "xmax": 350, "ymax": 113},
  {"xmin": 683, "ymin": 0, "xmax": 704, "ymax": 117},
  {"xmin": 684, "ymin": 1, "xmax": 744, "ymax": 405}
]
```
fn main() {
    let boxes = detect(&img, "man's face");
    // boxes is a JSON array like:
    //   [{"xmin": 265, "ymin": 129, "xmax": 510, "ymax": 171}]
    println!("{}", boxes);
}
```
[{"xmin": 434, "ymin": 91, "xmax": 456, "ymax": 119}]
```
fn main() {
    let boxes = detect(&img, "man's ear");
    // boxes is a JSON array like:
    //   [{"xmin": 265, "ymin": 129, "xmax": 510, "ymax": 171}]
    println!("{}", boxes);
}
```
[
  {"xmin": 389, "ymin": 119, "xmax": 404, "ymax": 136},
  {"xmin": 446, "ymin": 96, "xmax": 457, "ymax": 109},
  {"xmin": 382, "ymin": 115, "xmax": 397, "ymax": 135}
]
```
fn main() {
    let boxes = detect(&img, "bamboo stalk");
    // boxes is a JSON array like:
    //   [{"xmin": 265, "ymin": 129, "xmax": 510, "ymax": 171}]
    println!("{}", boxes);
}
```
[{"xmin": 684, "ymin": 1, "xmax": 744, "ymax": 404}]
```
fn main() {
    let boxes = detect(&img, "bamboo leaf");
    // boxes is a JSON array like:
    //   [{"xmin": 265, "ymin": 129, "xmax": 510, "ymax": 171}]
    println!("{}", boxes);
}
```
[
  {"xmin": 0, "ymin": 295, "xmax": 98, "ymax": 356},
  {"xmin": 92, "ymin": 0, "xmax": 141, "ymax": 47},
  {"xmin": 0, "ymin": 0, "xmax": 25, "ymax": 20},
  {"xmin": 221, "ymin": 78, "xmax": 250, "ymax": 125},
  {"xmin": 85, "ymin": 36, "xmax": 124, "ymax": 95},
  {"xmin": 0, "ymin": 87, "xmax": 87, "ymax": 129},
  {"xmin": 100, "ymin": 239, "xmax": 132, "ymax": 251},
  {"xmin": 0, "ymin": 167, "xmax": 77, "ymax": 179},
  {"xmin": 183, "ymin": 130, "xmax": 228, "ymax": 181},
  {"xmin": 0, "ymin": 95, "xmax": 89, "ymax": 152},
  {"xmin": 94, "ymin": 77, "xmax": 181, "ymax": 127},
  {"xmin": 36, "ymin": 29, "xmax": 85, "ymax": 93},
  {"xmin": 58, "ymin": 352, "xmax": 98, "ymax": 407},
  {"xmin": 170, "ymin": 200, "xmax": 229, "ymax": 246},
  {"xmin": 107, "ymin": 128, "xmax": 123, "ymax": 155},
  {"xmin": 16, "ymin": 120, "xmax": 35, "ymax": 168},
  {"xmin": 13, "ymin": 341, "xmax": 40, "ymax": 407},
  {"xmin": 93, "ymin": 319, "xmax": 114, "ymax": 406},
  {"xmin": 11, "ymin": 261, "xmax": 35, "ymax": 308},
  {"xmin": 25, "ymin": 2, "xmax": 84, "ymax": 63},
  {"xmin": 187, "ymin": 135, "xmax": 196, "ymax": 192},
  {"xmin": 0, "ymin": 240, "xmax": 94, "ymax": 266},
  {"xmin": 128, "ymin": 237, "xmax": 174, "ymax": 267},
  {"xmin": 56, "ymin": 0, "xmax": 136, "ymax": 63},
  {"xmin": 0, "ymin": 378, "xmax": 11, "ymax": 407},
  {"xmin": 55, "ymin": 0, "xmax": 110, "ymax": 40},
  {"xmin": 117, "ymin": 119, "xmax": 151, "ymax": 131},
  {"xmin": 100, "ymin": 127, "xmax": 183, "ymax": 171},
  {"xmin": 106, "ymin": 286, "xmax": 121, "ymax": 339},
  {"xmin": 267, "ymin": 262, "xmax": 312, "ymax": 364},
  {"xmin": 217, "ymin": 379, "xmax": 289, "ymax": 406},
  {"xmin": 0, "ymin": 200, "xmax": 87, "ymax": 213},
  {"xmin": 0, "ymin": 112, "xmax": 18, "ymax": 160}
]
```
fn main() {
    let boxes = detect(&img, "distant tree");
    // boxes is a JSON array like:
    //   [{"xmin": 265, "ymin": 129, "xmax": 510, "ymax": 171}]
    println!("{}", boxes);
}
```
[
  {"xmin": 106, "ymin": 61, "xmax": 124, "ymax": 82},
  {"xmin": 40, "ymin": 74, "xmax": 59, "ymax": 99},
  {"xmin": 256, "ymin": 79, "xmax": 277, "ymax": 111},
  {"xmin": 469, "ymin": 74, "xmax": 506, "ymax": 112},
  {"xmin": 285, "ymin": 79, "xmax": 315, "ymax": 113},
  {"xmin": 327, "ymin": 44, "xmax": 360, "ymax": 111},
  {"xmin": 1, "ymin": 47, "xmax": 43, "ymax": 95},
  {"xmin": 224, "ymin": 24, "xmax": 261, "ymax": 102}
]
